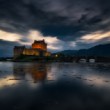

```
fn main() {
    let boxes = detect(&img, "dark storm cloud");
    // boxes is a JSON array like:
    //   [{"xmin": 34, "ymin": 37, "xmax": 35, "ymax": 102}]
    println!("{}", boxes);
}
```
[{"xmin": 0, "ymin": 0, "xmax": 110, "ymax": 40}]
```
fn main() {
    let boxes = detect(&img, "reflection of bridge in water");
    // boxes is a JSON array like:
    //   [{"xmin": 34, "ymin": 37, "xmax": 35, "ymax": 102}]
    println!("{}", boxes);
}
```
[{"xmin": 13, "ymin": 63, "xmax": 47, "ymax": 83}]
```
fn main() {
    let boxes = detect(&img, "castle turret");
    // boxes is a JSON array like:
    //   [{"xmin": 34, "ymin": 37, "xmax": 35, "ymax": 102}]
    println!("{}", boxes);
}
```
[{"xmin": 32, "ymin": 39, "xmax": 47, "ymax": 51}]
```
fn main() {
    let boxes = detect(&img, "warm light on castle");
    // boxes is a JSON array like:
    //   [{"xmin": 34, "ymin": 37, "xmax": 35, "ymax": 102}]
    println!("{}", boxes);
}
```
[
  {"xmin": 32, "ymin": 40, "xmax": 47, "ymax": 51},
  {"xmin": 14, "ymin": 39, "xmax": 51, "ymax": 59}
]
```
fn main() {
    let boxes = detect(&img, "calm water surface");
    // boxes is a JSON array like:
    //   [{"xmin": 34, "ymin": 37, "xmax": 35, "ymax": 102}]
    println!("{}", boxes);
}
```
[{"xmin": 0, "ymin": 62, "xmax": 110, "ymax": 110}]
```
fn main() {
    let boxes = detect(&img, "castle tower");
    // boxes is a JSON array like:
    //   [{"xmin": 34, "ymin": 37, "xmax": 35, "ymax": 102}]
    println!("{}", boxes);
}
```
[
  {"xmin": 32, "ymin": 39, "xmax": 47, "ymax": 51},
  {"xmin": 14, "ymin": 46, "xmax": 25, "ymax": 59}
]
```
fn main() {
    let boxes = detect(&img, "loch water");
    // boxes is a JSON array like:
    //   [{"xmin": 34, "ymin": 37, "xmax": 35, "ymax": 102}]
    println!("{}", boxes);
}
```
[{"xmin": 0, "ymin": 62, "xmax": 110, "ymax": 110}]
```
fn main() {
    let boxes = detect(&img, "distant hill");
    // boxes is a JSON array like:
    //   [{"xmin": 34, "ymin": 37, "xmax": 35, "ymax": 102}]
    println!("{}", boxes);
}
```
[
  {"xmin": 57, "ymin": 50, "xmax": 78, "ymax": 55},
  {"xmin": 55, "ymin": 43, "xmax": 110, "ymax": 57}
]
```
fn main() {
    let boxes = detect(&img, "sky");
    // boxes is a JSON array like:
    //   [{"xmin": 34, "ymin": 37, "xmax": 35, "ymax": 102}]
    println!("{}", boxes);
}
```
[{"xmin": 0, "ymin": 0, "xmax": 110, "ymax": 57}]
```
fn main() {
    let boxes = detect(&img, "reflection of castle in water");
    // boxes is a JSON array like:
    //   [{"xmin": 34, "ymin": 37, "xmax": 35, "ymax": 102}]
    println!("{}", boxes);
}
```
[{"xmin": 13, "ymin": 63, "xmax": 47, "ymax": 83}]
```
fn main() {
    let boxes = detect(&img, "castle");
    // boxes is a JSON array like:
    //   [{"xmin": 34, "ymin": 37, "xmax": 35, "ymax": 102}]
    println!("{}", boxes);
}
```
[{"xmin": 14, "ymin": 39, "xmax": 51, "ymax": 59}]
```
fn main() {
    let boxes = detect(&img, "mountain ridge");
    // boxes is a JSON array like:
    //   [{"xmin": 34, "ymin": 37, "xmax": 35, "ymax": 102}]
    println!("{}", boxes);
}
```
[{"xmin": 55, "ymin": 43, "xmax": 110, "ymax": 57}]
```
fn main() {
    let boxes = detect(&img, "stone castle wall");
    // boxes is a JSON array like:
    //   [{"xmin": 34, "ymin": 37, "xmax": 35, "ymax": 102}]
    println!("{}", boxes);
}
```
[{"xmin": 23, "ymin": 48, "xmax": 40, "ymax": 56}]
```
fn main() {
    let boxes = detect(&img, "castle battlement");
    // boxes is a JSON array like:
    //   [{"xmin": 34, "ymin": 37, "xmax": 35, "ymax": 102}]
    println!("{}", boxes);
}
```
[{"xmin": 32, "ymin": 39, "xmax": 47, "ymax": 51}]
